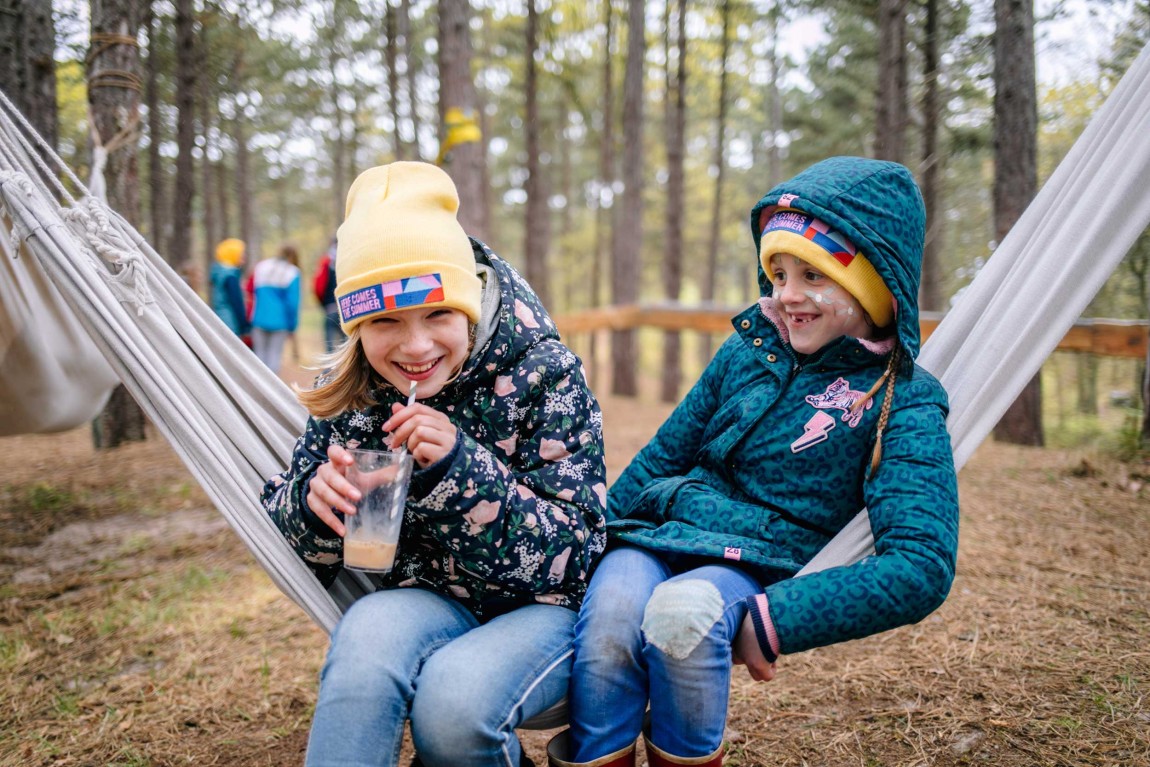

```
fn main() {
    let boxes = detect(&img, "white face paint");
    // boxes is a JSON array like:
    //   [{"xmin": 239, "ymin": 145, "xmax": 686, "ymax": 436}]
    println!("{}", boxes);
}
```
[{"xmin": 768, "ymin": 253, "xmax": 872, "ymax": 354}]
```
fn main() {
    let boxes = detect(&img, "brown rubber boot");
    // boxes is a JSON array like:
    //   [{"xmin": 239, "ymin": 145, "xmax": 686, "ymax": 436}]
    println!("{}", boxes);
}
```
[
  {"xmin": 546, "ymin": 730, "xmax": 636, "ymax": 767},
  {"xmin": 642, "ymin": 733, "xmax": 723, "ymax": 767}
]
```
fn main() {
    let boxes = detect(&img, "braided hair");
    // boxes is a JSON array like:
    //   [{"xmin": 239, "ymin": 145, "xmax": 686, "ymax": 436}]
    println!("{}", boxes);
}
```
[{"xmin": 848, "ymin": 343, "xmax": 903, "ymax": 479}]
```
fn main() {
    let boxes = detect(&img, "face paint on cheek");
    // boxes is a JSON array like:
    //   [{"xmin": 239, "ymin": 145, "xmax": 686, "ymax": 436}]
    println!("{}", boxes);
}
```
[{"xmin": 805, "ymin": 286, "xmax": 855, "ymax": 315}]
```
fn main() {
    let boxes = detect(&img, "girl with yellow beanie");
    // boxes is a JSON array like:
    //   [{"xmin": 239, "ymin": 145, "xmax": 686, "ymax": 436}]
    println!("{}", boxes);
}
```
[{"xmin": 260, "ymin": 162, "xmax": 606, "ymax": 767}]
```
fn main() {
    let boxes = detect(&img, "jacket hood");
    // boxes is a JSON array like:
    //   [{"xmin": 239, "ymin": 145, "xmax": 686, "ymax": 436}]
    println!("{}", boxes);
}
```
[
  {"xmin": 749, "ymin": 156, "xmax": 926, "ymax": 359},
  {"xmin": 454, "ymin": 238, "xmax": 560, "ymax": 387}
]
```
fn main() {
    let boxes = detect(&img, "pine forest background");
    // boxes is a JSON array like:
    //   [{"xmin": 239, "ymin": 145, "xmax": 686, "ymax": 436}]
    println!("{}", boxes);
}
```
[{"xmin": 4, "ymin": 0, "xmax": 1150, "ymax": 451}]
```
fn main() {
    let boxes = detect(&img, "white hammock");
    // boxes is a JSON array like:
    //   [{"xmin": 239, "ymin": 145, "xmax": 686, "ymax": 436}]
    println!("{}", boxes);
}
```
[{"xmin": 2, "ymin": 44, "xmax": 1149, "ymax": 730}]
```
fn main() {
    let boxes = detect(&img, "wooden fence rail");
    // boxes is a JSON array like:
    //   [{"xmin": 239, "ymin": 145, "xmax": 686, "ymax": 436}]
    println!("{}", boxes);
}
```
[{"xmin": 554, "ymin": 305, "xmax": 1149, "ymax": 360}]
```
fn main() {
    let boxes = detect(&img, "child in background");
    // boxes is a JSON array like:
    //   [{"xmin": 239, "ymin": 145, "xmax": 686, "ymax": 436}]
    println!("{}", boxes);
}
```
[
  {"xmin": 313, "ymin": 236, "xmax": 342, "ymax": 353},
  {"xmin": 209, "ymin": 238, "xmax": 250, "ymax": 340},
  {"xmin": 552, "ymin": 156, "xmax": 959, "ymax": 767},
  {"xmin": 261, "ymin": 162, "xmax": 606, "ymax": 767},
  {"xmin": 250, "ymin": 243, "xmax": 301, "ymax": 374}
]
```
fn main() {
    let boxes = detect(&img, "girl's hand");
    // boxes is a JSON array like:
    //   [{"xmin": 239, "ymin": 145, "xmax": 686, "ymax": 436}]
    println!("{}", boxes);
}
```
[
  {"xmin": 305, "ymin": 444, "xmax": 361, "ymax": 537},
  {"xmin": 732, "ymin": 615, "xmax": 778, "ymax": 683},
  {"xmin": 383, "ymin": 401, "xmax": 458, "ymax": 468}
]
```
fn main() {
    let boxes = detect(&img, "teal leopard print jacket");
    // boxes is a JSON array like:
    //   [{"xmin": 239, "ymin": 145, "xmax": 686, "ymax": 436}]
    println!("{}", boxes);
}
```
[
  {"xmin": 262, "ymin": 244, "xmax": 607, "ymax": 621},
  {"xmin": 608, "ymin": 157, "xmax": 960, "ymax": 657}
]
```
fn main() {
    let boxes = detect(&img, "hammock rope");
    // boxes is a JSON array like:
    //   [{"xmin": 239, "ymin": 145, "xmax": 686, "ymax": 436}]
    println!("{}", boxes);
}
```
[{"xmin": 3, "ymin": 44, "xmax": 1150, "ymax": 729}]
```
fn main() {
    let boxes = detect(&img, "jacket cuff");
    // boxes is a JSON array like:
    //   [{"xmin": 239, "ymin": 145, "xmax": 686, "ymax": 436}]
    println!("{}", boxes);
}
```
[
  {"xmin": 748, "ymin": 593, "xmax": 781, "ymax": 663},
  {"xmin": 407, "ymin": 432, "xmax": 462, "ymax": 500}
]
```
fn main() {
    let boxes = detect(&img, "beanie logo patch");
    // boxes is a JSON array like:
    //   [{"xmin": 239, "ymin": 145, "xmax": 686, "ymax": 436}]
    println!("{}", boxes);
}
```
[
  {"xmin": 339, "ymin": 273, "xmax": 445, "ymax": 323},
  {"xmin": 763, "ymin": 211, "xmax": 858, "ymax": 268}
]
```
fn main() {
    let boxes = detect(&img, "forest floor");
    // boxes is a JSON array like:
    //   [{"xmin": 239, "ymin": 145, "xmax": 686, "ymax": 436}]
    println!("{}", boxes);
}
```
[{"xmin": 2, "ymin": 351, "xmax": 1149, "ymax": 767}]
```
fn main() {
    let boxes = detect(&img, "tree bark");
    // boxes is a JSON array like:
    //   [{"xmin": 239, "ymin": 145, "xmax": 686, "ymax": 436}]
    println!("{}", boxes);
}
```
[
  {"xmin": 385, "ymin": 0, "xmax": 405, "ymax": 160},
  {"xmin": 401, "ymin": 0, "xmax": 421, "ymax": 160},
  {"xmin": 145, "ymin": 1, "xmax": 170, "ymax": 263},
  {"xmin": 590, "ymin": 0, "xmax": 616, "ymax": 392},
  {"xmin": 874, "ymin": 0, "xmax": 909, "ymax": 162},
  {"xmin": 89, "ymin": 0, "xmax": 147, "ymax": 449},
  {"xmin": 437, "ymin": 0, "xmax": 488, "ymax": 240},
  {"xmin": 169, "ymin": 0, "xmax": 196, "ymax": 273},
  {"xmin": 993, "ymin": 0, "xmax": 1043, "ymax": 446},
  {"xmin": 0, "ymin": 0, "xmax": 58, "ymax": 150},
  {"xmin": 661, "ymin": 0, "xmax": 687, "ymax": 404},
  {"xmin": 523, "ymin": 0, "xmax": 551, "ymax": 307},
  {"xmin": 198, "ymin": 12, "xmax": 217, "ymax": 284},
  {"xmin": 919, "ymin": 0, "xmax": 944, "ymax": 311},
  {"xmin": 611, "ymin": 0, "xmax": 644, "ymax": 397},
  {"xmin": 700, "ymin": 0, "xmax": 731, "ymax": 368}
]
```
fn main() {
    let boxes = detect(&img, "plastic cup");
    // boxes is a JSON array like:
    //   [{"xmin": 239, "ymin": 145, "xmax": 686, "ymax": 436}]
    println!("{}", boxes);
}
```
[{"xmin": 343, "ymin": 448, "xmax": 413, "ymax": 573}]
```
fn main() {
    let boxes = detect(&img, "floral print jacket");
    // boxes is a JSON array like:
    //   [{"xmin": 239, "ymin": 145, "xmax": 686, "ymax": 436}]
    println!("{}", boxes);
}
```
[{"xmin": 261, "ymin": 243, "xmax": 607, "ymax": 621}]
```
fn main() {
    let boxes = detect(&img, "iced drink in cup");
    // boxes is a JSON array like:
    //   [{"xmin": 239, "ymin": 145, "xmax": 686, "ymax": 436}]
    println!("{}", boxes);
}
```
[{"xmin": 343, "ymin": 448, "xmax": 413, "ymax": 573}]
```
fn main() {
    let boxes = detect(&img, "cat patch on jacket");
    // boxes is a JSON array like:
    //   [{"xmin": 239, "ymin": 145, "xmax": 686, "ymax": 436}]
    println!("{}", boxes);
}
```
[{"xmin": 806, "ymin": 377, "xmax": 872, "ymax": 428}]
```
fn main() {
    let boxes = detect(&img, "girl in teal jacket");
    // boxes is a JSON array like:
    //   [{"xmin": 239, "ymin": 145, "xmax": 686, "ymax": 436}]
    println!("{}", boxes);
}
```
[{"xmin": 554, "ymin": 157, "xmax": 959, "ymax": 767}]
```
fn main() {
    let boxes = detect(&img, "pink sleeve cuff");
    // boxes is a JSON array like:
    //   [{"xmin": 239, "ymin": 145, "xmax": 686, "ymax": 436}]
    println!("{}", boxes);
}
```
[{"xmin": 749, "ymin": 593, "xmax": 781, "ymax": 662}]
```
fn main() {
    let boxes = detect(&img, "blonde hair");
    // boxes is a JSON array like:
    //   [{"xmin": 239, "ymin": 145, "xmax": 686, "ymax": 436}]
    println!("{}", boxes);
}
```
[
  {"xmin": 294, "ymin": 327, "xmax": 380, "ymax": 418},
  {"xmin": 848, "ymin": 343, "xmax": 903, "ymax": 479}
]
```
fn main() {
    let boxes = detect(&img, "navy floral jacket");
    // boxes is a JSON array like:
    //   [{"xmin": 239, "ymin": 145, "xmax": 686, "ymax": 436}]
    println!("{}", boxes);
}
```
[
  {"xmin": 262, "ymin": 243, "xmax": 607, "ymax": 620},
  {"xmin": 608, "ymin": 157, "xmax": 960, "ymax": 658}
]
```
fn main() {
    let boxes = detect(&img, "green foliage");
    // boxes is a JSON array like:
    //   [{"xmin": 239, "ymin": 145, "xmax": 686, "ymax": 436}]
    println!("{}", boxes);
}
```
[{"xmin": 25, "ymin": 483, "xmax": 75, "ymax": 513}]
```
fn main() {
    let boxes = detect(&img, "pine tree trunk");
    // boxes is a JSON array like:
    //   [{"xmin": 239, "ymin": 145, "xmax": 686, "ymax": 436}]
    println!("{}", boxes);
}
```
[
  {"xmin": 401, "ymin": 0, "xmax": 421, "ymax": 160},
  {"xmin": 437, "ymin": 0, "xmax": 488, "ymax": 240},
  {"xmin": 610, "ymin": 0, "xmax": 645, "ymax": 397},
  {"xmin": 590, "ymin": 0, "xmax": 616, "ymax": 393},
  {"xmin": 765, "ymin": 3, "xmax": 782, "ymax": 187},
  {"xmin": 26, "ymin": 0, "xmax": 53, "ymax": 121},
  {"xmin": 992, "ymin": 0, "xmax": 1043, "ymax": 446},
  {"xmin": 386, "ymin": 0, "xmax": 405, "ymax": 160},
  {"xmin": 328, "ymin": 15, "xmax": 346, "ymax": 230},
  {"xmin": 523, "ymin": 0, "xmax": 551, "ymax": 308},
  {"xmin": 919, "ymin": 0, "xmax": 944, "ymax": 311},
  {"xmin": 145, "ymin": 1, "xmax": 170, "ymax": 263},
  {"xmin": 199, "ymin": 79, "xmax": 217, "ymax": 283},
  {"xmin": 1075, "ymin": 354, "xmax": 1098, "ymax": 415},
  {"xmin": 874, "ymin": 0, "xmax": 908, "ymax": 162},
  {"xmin": 89, "ymin": 0, "xmax": 147, "ymax": 449},
  {"xmin": 700, "ymin": 0, "xmax": 730, "ymax": 369},
  {"xmin": 661, "ymin": 0, "xmax": 687, "ymax": 404},
  {"xmin": 169, "ymin": 0, "xmax": 196, "ymax": 272}
]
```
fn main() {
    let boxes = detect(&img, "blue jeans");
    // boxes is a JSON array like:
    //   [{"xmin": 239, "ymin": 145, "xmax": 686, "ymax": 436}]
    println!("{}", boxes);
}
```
[
  {"xmin": 569, "ymin": 547, "xmax": 762, "ymax": 760},
  {"xmin": 306, "ymin": 588, "xmax": 576, "ymax": 767}
]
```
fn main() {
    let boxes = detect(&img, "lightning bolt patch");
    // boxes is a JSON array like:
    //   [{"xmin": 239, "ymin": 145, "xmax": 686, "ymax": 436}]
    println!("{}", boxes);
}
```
[{"xmin": 791, "ymin": 411, "xmax": 837, "ymax": 453}]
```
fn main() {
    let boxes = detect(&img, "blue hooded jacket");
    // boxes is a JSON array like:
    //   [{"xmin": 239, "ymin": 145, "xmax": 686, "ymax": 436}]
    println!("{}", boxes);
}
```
[{"xmin": 607, "ymin": 157, "xmax": 959, "ymax": 657}]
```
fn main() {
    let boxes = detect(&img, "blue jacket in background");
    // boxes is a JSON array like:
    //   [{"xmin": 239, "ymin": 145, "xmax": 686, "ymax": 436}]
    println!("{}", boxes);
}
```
[
  {"xmin": 251, "ymin": 258, "xmax": 301, "ymax": 332},
  {"xmin": 209, "ymin": 262, "xmax": 249, "ymax": 336},
  {"xmin": 607, "ymin": 156, "xmax": 960, "ymax": 658}
]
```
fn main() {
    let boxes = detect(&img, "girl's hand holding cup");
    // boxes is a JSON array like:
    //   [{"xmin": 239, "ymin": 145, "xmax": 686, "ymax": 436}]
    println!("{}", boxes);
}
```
[{"xmin": 306, "ymin": 444, "xmax": 361, "ymax": 537}]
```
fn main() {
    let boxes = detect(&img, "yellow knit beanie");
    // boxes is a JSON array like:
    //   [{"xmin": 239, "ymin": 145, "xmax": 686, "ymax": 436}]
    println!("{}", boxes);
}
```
[
  {"xmin": 215, "ymin": 238, "xmax": 245, "ymax": 268},
  {"xmin": 335, "ymin": 162, "xmax": 481, "ymax": 333},
  {"xmin": 758, "ymin": 209, "xmax": 894, "ymax": 328}
]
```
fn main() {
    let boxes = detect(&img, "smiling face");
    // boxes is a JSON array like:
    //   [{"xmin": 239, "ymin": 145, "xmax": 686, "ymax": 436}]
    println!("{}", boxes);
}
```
[
  {"xmin": 767, "ymin": 253, "xmax": 874, "ymax": 354},
  {"xmin": 359, "ymin": 306, "xmax": 472, "ymax": 398}
]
